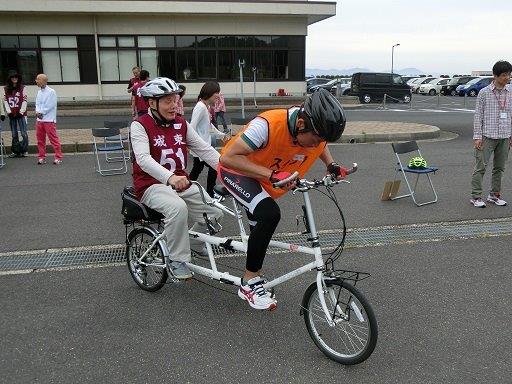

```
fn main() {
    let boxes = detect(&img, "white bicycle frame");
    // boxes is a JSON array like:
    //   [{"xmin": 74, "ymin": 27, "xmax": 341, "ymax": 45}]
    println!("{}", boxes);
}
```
[{"xmin": 133, "ymin": 176, "xmax": 354, "ymax": 326}]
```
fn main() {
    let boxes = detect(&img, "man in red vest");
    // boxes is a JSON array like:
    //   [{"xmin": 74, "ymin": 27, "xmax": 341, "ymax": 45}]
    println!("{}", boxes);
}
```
[
  {"xmin": 131, "ymin": 70, "xmax": 150, "ymax": 118},
  {"xmin": 130, "ymin": 77, "xmax": 223, "ymax": 280},
  {"xmin": 219, "ymin": 89, "xmax": 348, "ymax": 310}
]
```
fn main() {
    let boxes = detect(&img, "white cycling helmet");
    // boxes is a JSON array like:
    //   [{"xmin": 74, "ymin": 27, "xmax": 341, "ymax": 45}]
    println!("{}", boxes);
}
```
[{"xmin": 139, "ymin": 77, "xmax": 180, "ymax": 98}]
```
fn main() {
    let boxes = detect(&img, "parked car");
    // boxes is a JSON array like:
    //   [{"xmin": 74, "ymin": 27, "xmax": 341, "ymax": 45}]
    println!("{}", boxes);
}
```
[
  {"xmin": 440, "ymin": 76, "xmax": 478, "ymax": 96},
  {"xmin": 306, "ymin": 78, "xmax": 330, "ymax": 93},
  {"xmin": 331, "ymin": 79, "xmax": 352, "ymax": 95},
  {"xmin": 419, "ymin": 78, "xmax": 451, "ymax": 96},
  {"xmin": 410, "ymin": 77, "xmax": 436, "ymax": 94},
  {"xmin": 457, "ymin": 77, "xmax": 493, "ymax": 96},
  {"xmin": 350, "ymin": 72, "xmax": 412, "ymax": 103},
  {"xmin": 309, "ymin": 78, "xmax": 351, "ymax": 94},
  {"xmin": 401, "ymin": 76, "xmax": 420, "ymax": 83}
]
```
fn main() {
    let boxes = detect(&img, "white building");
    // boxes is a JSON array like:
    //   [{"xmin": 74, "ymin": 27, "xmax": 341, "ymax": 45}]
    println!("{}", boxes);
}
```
[{"xmin": 0, "ymin": 0, "xmax": 335, "ymax": 100}]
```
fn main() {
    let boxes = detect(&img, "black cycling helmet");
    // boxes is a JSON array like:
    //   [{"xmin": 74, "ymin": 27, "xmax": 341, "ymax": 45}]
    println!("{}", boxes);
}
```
[{"xmin": 301, "ymin": 88, "xmax": 346, "ymax": 142}]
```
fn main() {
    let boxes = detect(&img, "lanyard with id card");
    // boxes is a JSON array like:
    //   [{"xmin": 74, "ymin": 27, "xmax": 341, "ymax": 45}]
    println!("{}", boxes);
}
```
[{"xmin": 493, "ymin": 89, "xmax": 509, "ymax": 119}]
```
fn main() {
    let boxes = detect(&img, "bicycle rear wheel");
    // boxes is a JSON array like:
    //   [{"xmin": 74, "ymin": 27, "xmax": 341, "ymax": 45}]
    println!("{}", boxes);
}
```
[
  {"xmin": 126, "ymin": 227, "xmax": 168, "ymax": 292},
  {"xmin": 302, "ymin": 278, "xmax": 378, "ymax": 365}
]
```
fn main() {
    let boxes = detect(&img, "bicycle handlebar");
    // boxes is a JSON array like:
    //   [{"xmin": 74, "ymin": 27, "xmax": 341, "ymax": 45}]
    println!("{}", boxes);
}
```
[
  {"xmin": 293, "ymin": 162, "xmax": 358, "ymax": 192},
  {"xmin": 271, "ymin": 171, "xmax": 300, "ymax": 189}
]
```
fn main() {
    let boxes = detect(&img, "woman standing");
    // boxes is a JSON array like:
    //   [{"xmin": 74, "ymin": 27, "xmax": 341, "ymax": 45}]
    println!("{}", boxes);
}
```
[
  {"xmin": 189, "ymin": 81, "xmax": 228, "ymax": 197},
  {"xmin": 3, "ymin": 73, "xmax": 28, "ymax": 157}
]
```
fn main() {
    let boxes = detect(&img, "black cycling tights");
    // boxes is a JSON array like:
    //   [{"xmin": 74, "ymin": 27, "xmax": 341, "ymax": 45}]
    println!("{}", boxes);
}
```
[{"xmin": 245, "ymin": 197, "xmax": 281, "ymax": 272}]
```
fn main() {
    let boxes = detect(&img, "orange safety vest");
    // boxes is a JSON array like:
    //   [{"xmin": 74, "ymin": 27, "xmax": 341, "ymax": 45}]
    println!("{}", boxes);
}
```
[{"xmin": 222, "ymin": 109, "xmax": 326, "ymax": 199}]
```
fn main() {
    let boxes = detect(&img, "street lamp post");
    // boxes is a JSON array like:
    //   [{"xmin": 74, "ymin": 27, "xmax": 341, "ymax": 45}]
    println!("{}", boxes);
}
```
[{"xmin": 391, "ymin": 43, "xmax": 400, "ymax": 74}]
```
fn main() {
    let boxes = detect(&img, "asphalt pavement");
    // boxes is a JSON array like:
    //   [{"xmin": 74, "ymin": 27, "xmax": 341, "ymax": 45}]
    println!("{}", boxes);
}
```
[{"xmin": 1, "ymin": 99, "xmax": 511, "ymax": 383}]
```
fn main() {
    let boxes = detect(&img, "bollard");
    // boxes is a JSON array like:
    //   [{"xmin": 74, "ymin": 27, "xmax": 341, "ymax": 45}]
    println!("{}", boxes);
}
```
[
  {"xmin": 464, "ymin": 93, "xmax": 467, "ymax": 109},
  {"xmin": 437, "ymin": 93, "xmax": 440, "ymax": 109},
  {"xmin": 383, "ymin": 94, "xmax": 387, "ymax": 109}
]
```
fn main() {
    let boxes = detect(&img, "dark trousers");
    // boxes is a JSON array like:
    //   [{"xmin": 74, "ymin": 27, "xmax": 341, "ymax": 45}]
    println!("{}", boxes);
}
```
[
  {"xmin": 189, "ymin": 157, "xmax": 217, "ymax": 197},
  {"xmin": 245, "ymin": 197, "xmax": 281, "ymax": 272},
  {"xmin": 9, "ymin": 116, "xmax": 28, "ymax": 154}
]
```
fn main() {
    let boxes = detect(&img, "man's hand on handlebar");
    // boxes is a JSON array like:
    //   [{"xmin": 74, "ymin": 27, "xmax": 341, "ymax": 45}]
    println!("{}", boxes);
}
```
[
  {"xmin": 327, "ymin": 162, "xmax": 349, "ymax": 180},
  {"xmin": 167, "ymin": 174, "xmax": 191, "ymax": 192},
  {"xmin": 269, "ymin": 170, "xmax": 298, "ymax": 190}
]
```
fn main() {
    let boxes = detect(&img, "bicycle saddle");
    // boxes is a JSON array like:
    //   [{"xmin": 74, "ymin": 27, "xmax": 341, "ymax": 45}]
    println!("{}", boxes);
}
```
[{"xmin": 121, "ymin": 186, "xmax": 164, "ymax": 222}]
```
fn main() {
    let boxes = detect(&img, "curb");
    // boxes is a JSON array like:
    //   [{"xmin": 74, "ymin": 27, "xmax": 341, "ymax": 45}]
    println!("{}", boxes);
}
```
[{"xmin": 2, "ymin": 130, "xmax": 441, "ymax": 155}]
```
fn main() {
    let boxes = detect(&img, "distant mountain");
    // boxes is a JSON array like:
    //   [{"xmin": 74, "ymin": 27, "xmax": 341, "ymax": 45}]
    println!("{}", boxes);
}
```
[
  {"xmin": 396, "ymin": 68, "xmax": 425, "ymax": 76},
  {"xmin": 306, "ymin": 67, "xmax": 370, "ymax": 76}
]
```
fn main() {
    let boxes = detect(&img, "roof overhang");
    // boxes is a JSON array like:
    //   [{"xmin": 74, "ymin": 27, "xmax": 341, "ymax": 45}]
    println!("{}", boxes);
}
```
[{"xmin": 0, "ymin": 0, "xmax": 336, "ymax": 25}]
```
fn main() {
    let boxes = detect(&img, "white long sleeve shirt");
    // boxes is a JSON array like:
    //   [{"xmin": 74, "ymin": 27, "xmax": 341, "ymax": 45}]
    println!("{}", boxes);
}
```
[
  {"xmin": 35, "ymin": 86, "xmax": 57, "ymax": 122},
  {"xmin": 130, "ymin": 115, "xmax": 220, "ymax": 185},
  {"xmin": 190, "ymin": 101, "xmax": 226, "ymax": 146}
]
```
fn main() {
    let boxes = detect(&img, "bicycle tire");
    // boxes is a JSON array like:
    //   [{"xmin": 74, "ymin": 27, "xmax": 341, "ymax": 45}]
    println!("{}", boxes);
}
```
[
  {"xmin": 302, "ymin": 278, "xmax": 378, "ymax": 365},
  {"xmin": 126, "ymin": 227, "xmax": 168, "ymax": 292}
]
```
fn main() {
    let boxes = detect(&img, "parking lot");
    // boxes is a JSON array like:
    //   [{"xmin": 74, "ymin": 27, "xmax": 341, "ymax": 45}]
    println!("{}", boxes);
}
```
[{"xmin": 1, "ymin": 103, "xmax": 512, "ymax": 383}]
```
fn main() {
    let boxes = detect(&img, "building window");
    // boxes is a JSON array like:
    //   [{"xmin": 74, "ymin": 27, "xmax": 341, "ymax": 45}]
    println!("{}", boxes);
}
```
[
  {"xmin": 99, "ymin": 36, "xmax": 138, "ymax": 81},
  {"xmin": 197, "ymin": 50, "xmax": 216, "ymax": 79},
  {"xmin": 94, "ymin": 34, "xmax": 305, "ymax": 83},
  {"xmin": 177, "ymin": 50, "xmax": 196, "ymax": 81},
  {"xmin": 0, "ymin": 35, "xmax": 98, "ymax": 85},
  {"xmin": 40, "ymin": 35, "xmax": 80, "ymax": 82}
]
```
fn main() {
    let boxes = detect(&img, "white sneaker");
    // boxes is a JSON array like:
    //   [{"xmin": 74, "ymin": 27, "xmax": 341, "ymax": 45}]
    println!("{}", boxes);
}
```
[
  {"xmin": 238, "ymin": 276, "xmax": 277, "ymax": 310},
  {"xmin": 486, "ymin": 193, "xmax": 507, "ymax": 206},
  {"xmin": 470, "ymin": 197, "xmax": 486, "ymax": 208},
  {"xmin": 169, "ymin": 261, "xmax": 193, "ymax": 280}
]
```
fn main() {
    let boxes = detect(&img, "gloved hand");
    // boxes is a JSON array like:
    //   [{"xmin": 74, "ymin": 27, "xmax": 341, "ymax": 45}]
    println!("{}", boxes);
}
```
[
  {"xmin": 327, "ymin": 162, "xmax": 348, "ymax": 179},
  {"xmin": 16, "ymin": 113, "xmax": 23, "ymax": 119},
  {"xmin": 7, "ymin": 113, "xmax": 14, "ymax": 119},
  {"xmin": 0, "ymin": 115, "xmax": 4, "ymax": 121},
  {"xmin": 269, "ymin": 170, "xmax": 297, "ymax": 190},
  {"xmin": 269, "ymin": 170, "xmax": 293, "ymax": 183}
]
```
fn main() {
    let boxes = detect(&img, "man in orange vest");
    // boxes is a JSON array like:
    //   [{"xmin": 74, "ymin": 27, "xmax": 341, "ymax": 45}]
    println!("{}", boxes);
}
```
[{"xmin": 219, "ymin": 89, "xmax": 348, "ymax": 310}]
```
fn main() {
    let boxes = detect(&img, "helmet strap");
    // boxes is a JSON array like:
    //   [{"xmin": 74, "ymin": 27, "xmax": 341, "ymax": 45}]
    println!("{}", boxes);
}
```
[{"xmin": 287, "ymin": 108, "xmax": 302, "ymax": 140}]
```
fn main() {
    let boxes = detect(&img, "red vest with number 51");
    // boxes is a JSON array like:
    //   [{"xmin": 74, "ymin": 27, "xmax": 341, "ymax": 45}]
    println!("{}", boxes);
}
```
[{"xmin": 132, "ymin": 113, "xmax": 188, "ymax": 199}]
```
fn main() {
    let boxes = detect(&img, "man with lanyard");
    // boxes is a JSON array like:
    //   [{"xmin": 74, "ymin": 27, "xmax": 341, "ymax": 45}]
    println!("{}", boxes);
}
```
[
  {"xmin": 130, "ymin": 77, "xmax": 223, "ymax": 279},
  {"xmin": 470, "ymin": 60, "xmax": 512, "ymax": 208},
  {"xmin": 219, "ymin": 89, "xmax": 348, "ymax": 310}
]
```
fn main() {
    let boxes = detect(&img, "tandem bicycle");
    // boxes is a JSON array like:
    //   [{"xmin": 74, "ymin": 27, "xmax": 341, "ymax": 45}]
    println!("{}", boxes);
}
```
[{"xmin": 121, "ymin": 164, "xmax": 378, "ymax": 365}]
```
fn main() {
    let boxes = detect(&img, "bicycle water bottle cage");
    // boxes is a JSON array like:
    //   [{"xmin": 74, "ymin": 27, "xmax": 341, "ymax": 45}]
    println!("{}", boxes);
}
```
[{"xmin": 295, "ymin": 206, "xmax": 311, "ymax": 235}]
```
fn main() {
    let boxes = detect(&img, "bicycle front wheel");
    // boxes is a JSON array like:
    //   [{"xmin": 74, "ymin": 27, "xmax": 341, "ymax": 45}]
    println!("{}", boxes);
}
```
[
  {"xmin": 302, "ymin": 278, "xmax": 378, "ymax": 365},
  {"xmin": 126, "ymin": 227, "xmax": 168, "ymax": 292}
]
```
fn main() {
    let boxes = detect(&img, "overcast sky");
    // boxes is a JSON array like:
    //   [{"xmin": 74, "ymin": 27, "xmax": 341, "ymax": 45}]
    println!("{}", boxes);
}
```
[{"xmin": 306, "ymin": 0, "xmax": 512, "ymax": 74}]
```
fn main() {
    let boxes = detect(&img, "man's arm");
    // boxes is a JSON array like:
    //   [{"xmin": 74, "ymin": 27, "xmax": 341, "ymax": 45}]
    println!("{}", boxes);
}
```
[
  {"xmin": 473, "ymin": 92, "xmax": 485, "ymax": 148},
  {"xmin": 319, "ymin": 145, "xmax": 334, "ymax": 166},
  {"xmin": 219, "ymin": 137, "xmax": 273, "ymax": 180}
]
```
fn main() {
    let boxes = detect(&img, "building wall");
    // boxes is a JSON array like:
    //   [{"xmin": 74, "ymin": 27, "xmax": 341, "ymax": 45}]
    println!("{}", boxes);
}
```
[
  {"xmin": 0, "ymin": 3, "xmax": 326, "ymax": 100},
  {"xmin": 1, "ymin": 14, "xmax": 306, "ymax": 36},
  {"xmin": 19, "ymin": 81, "xmax": 306, "ymax": 102}
]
